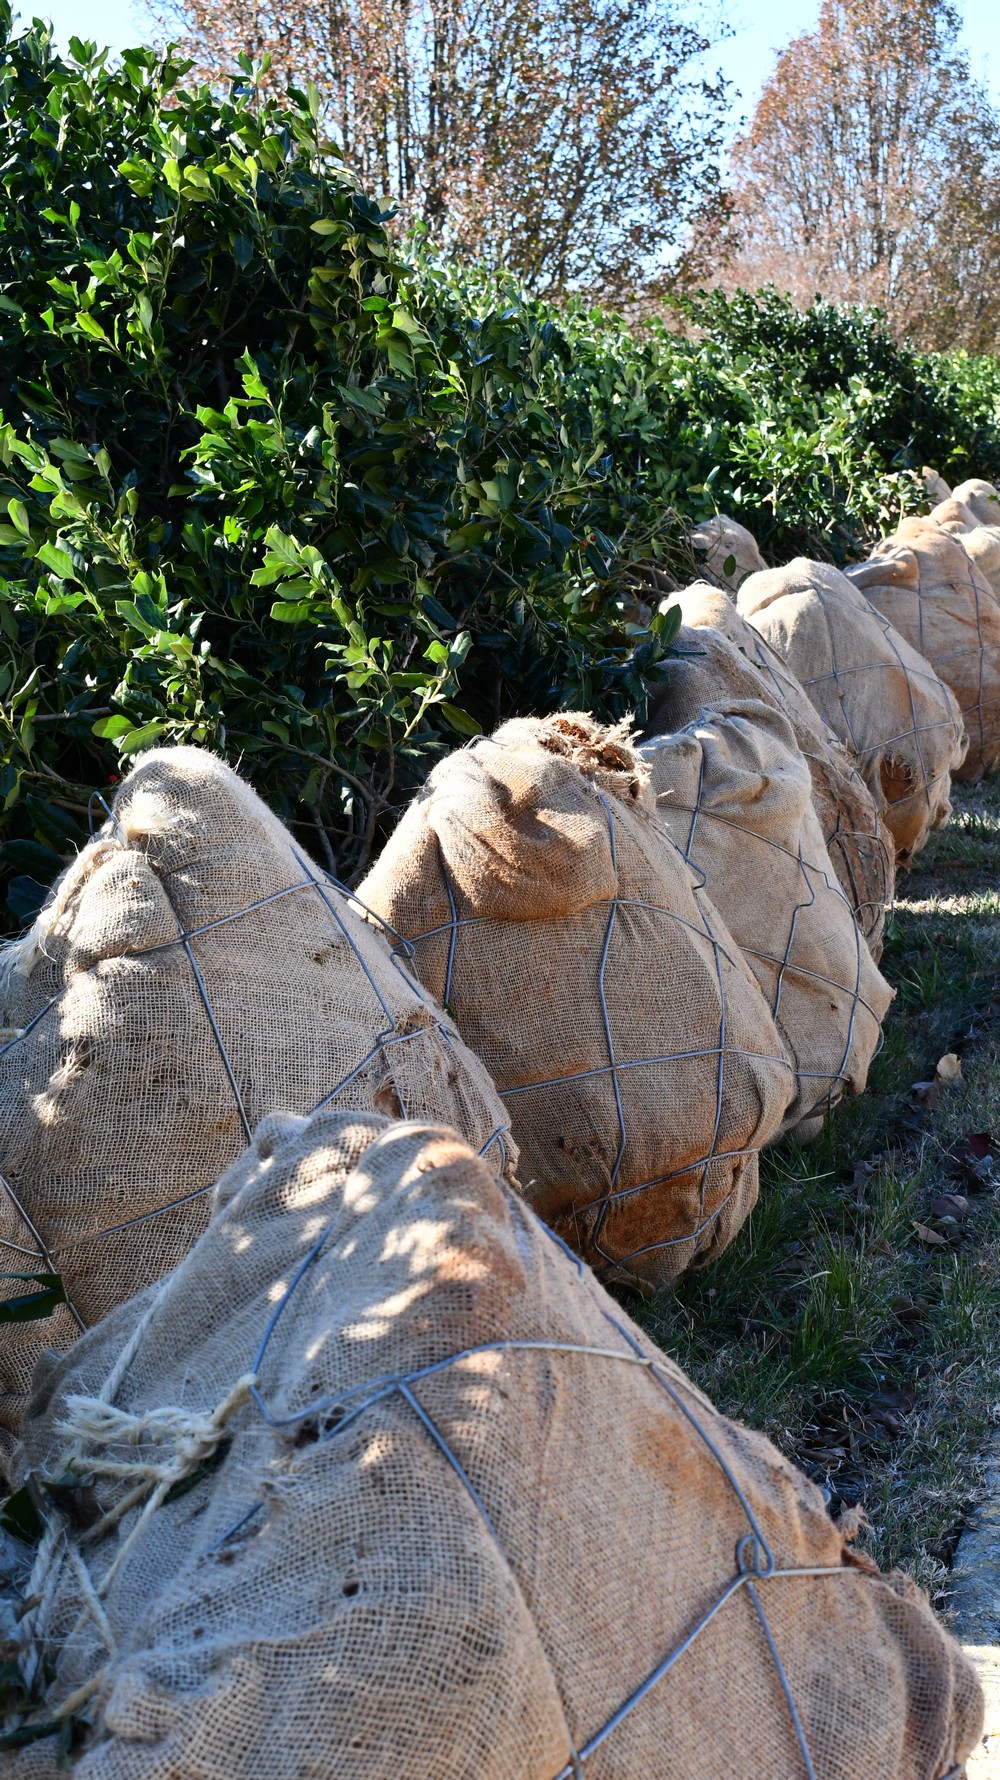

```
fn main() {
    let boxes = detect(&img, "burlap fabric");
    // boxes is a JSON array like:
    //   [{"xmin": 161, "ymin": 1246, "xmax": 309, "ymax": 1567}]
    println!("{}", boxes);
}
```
[
  {"xmin": 932, "ymin": 496, "xmax": 1000, "ymax": 604},
  {"xmin": 4, "ymin": 1110, "xmax": 983, "ymax": 1779},
  {"xmin": 0, "ymin": 747, "xmax": 511, "ymax": 1471},
  {"xmin": 951, "ymin": 477, "xmax": 1000, "ymax": 526},
  {"xmin": 359, "ymin": 713, "xmax": 794, "ymax": 1290},
  {"xmin": 638, "ymin": 700, "xmax": 892, "ymax": 1135},
  {"xmin": 646, "ymin": 583, "xmax": 894, "ymax": 954},
  {"xmin": 848, "ymin": 517, "xmax": 1000, "ymax": 781},
  {"xmin": 688, "ymin": 511, "xmax": 766, "ymax": 592},
  {"xmin": 735, "ymin": 558, "xmax": 967, "ymax": 863}
]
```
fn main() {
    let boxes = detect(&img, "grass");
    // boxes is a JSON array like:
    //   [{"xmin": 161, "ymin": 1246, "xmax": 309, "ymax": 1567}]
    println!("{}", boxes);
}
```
[{"xmin": 636, "ymin": 778, "xmax": 1000, "ymax": 1610}]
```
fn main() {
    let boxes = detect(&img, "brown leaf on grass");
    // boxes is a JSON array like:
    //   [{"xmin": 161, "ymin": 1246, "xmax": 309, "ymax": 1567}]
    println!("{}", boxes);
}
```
[
  {"xmin": 911, "ymin": 1219, "xmax": 947, "ymax": 1246},
  {"xmin": 911, "ymin": 1079, "xmax": 940, "ymax": 1111},
  {"xmin": 966, "ymin": 1131, "xmax": 995, "ymax": 1160},
  {"xmin": 777, "ymin": 1242, "xmax": 813, "ymax": 1276},
  {"xmin": 868, "ymin": 1383, "xmax": 915, "ymax": 1414},
  {"xmin": 928, "ymin": 1192, "xmax": 970, "ymax": 1221},
  {"xmin": 935, "ymin": 1051, "xmax": 963, "ymax": 1084},
  {"xmin": 846, "ymin": 1159, "xmax": 875, "ymax": 1208},
  {"xmin": 869, "ymin": 1408, "xmax": 905, "ymax": 1435}
]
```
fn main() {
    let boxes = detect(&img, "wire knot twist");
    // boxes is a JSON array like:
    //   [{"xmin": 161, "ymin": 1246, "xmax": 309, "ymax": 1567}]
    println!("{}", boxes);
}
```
[{"xmin": 736, "ymin": 1531, "xmax": 775, "ymax": 1579}]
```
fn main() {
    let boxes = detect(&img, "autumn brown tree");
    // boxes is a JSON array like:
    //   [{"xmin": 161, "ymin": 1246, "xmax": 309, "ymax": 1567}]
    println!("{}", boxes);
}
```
[
  {"xmin": 898, "ymin": 81, "xmax": 1000, "ymax": 355},
  {"xmin": 155, "ymin": 0, "xmax": 731, "ymax": 301},
  {"xmin": 716, "ymin": 0, "xmax": 1000, "ymax": 351}
]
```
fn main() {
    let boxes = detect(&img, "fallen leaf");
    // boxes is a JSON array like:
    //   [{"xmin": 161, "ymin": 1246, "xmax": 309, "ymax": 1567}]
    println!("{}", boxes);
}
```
[
  {"xmin": 846, "ymin": 1159, "xmax": 875, "ymax": 1208},
  {"xmin": 869, "ymin": 1383, "xmax": 916, "ymax": 1412},
  {"xmin": 911, "ymin": 1219, "xmax": 947, "ymax": 1246},
  {"xmin": 912, "ymin": 1079, "xmax": 940, "ymax": 1111},
  {"xmin": 929, "ymin": 1192, "xmax": 970, "ymax": 1221},
  {"xmin": 869, "ymin": 1408, "xmax": 905, "ymax": 1435},
  {"xmin": 935, "ymin": 1052, "xmax": 963, "ymax": 1084},
  {"xmin": 949, "ymin": 1132, "xmax": 996, "ymax": 1190}
]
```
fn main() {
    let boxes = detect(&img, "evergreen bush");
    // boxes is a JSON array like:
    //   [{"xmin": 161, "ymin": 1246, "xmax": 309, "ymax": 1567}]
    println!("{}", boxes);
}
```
[{"xmin": 0, "ymin": 13, "xmax": 998, "ymax": 921}]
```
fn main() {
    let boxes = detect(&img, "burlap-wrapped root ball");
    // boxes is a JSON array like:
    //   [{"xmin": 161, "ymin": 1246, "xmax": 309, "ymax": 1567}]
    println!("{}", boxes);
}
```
[
  {"xmin": 923, "ymin": 466, "xmax": 953, "ymax": 505},
  {"xmin": 951, "ymin": 476, "xmax": 1000, "ymax": 526},
  {"xmin": 0, "ymin": 746, "xmax": 511, "ymax": 1469},
  {"xmin": 688, "ymin": 511, "xmax": 766, "ymax": 592},
  {"xmin": 847, "ymin": 517, "xmax": 1000, "ymax": 781},
  {"xmin": 932, "ymin": 495, "xmax": 1000, "ymax": 604},
  {"xmin": 638, "ymin": 701, "xmax": 892, "ymax": 1137},
  {"xmin": 647, "ymin": 583, "xmax": 894, "ymax": 955},
  {"xmin": 360, "ymin": 713, "xmax": 794, "ymax": 1290},
  {"xmin": 3, "ymin": 1110, "xmax": 983, "ymax": 1779},
  {"xmin": 734, "ymin": 558, "xmax": 967, "ymax": 864}
]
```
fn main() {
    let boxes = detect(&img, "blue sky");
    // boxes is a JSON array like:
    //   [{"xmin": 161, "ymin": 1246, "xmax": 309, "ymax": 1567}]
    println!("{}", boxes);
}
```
[{"xmin": 14, "ymin": 0, "xmax": 1000, "ymax": 124}]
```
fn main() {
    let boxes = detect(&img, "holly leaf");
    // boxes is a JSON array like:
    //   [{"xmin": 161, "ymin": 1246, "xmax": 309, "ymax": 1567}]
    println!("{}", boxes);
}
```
[
  {"xmin": 0, "ymin": 1271, "xmax": 67, "ymax": 1322},
  {"xmin": 0, "ymin": 1481, "xmax": 43, "ymax": 1545}
]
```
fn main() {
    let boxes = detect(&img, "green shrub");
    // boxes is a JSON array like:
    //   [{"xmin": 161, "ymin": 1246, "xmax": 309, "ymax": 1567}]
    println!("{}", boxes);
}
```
[
  {"xmin": 0, "ymin": 18, "xmax": 680, "ymax": 917},
  {"xmin": 1, "ymin": 14, "xmax": 999, "ymax": 924},
  {"xmin": 411, "ymin": 265, "xmax": 930, "ymax": 565},
  {"xmin": 674, "ymin": 286, "xmax": 1000, "ymax": 514}
]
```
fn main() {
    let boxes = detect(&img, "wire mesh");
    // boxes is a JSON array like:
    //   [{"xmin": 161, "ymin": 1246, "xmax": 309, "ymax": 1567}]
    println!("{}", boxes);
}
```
[
  {"xmin": 654, "ymin": 610, "xmax": 895, "ymax": 951},
  {"xmin": 393, "ymin": 742, "xmax": 793, "ymax": 1282},
  {"xmin": 644, "ymin": 717, "xmax": 887, "ymax": 1133},
  {"xmin": 0, "ymin": 798, "xmax": 510, "ymax": 1331},
  {"xmin": 12, "ymin": 1158, "xmax": 885, "ymax": 1779},
  {"xmin": 768, "ymin": 574, "xmax": 966, "ymax": 852},
  {"xmin": 862, "ymin": 530, "xmax": 1000, "ymax": 780}
]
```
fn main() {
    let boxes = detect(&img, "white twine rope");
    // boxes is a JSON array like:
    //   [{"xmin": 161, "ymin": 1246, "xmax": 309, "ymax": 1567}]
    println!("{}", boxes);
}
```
[
  {"xmin": 56, "ymin": 1369, "xmax": 257, "ymax": 1605},
  {"xmin": 16, "ymin": 1289, "xmax": 256, "ymax": 1725},
  {"xmin": 59, "ymin": 1375, "xmax": 257, "ymax": 1481}
]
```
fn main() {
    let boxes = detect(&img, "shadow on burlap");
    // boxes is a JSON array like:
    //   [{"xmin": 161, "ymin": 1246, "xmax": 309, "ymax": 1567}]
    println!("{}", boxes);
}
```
[{"xmin": 3, "ymin": 1109, "xmax": 985, "ymax": 1778}]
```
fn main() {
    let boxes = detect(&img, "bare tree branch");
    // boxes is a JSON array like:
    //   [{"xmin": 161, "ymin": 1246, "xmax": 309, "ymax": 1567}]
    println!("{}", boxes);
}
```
[{"xmin": 154, "ymin": 0, "xmax": 732, "ymax": 301}]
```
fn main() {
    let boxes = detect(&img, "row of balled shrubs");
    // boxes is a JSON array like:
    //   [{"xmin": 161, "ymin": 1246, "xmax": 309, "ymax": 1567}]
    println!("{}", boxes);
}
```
[{"xmin": 0, "ymin": 476, "xmax": 993, "ymax": 1775}]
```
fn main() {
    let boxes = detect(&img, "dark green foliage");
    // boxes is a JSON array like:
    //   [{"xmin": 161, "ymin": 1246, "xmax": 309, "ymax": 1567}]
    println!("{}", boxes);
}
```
[
  {"xmin": 0, "ymin": 14, "xmax": 999, "ymax": 920},
  {"xmin": 677, "ymin": 287, "xmax": 1000, "ymax": 511},
  {"xmin": 0, "ymin": 1271, "xmax": 66, "ymax": 1322},
  {"xmin": 0, "ymin": 16, "xmax": 681, "ymax": 914}
]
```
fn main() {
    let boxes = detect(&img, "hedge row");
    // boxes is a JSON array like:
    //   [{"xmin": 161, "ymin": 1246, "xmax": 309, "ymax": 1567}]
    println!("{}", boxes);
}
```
[{"xmin": 1, "ymin": 14, "xmax": 999, "ymax": 919}]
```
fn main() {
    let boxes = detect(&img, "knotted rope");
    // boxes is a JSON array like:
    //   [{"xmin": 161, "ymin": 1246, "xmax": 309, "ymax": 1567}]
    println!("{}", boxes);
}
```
[{"xmin": 17, "ymin": 1368, "xmax": 256, "ymax": 1718}]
